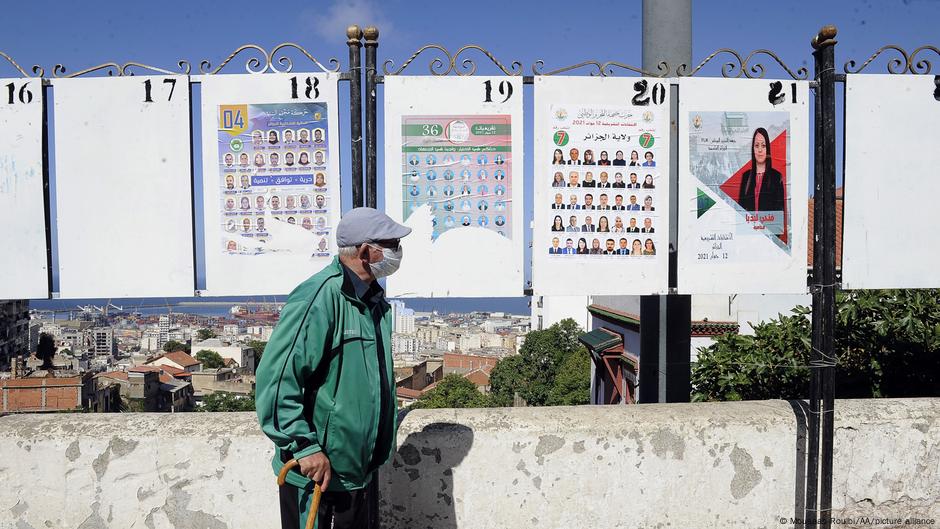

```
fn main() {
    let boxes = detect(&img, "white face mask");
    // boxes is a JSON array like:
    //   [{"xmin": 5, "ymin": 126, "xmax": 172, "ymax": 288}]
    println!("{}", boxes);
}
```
[{"xmin": 365, "ymin": 244, "xmax": 403, "ymax": 278}]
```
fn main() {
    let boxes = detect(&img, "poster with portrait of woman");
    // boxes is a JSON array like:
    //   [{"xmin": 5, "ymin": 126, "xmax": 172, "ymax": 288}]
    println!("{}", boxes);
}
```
[
  {"xmin": 384, "ymin": 76, "xmax": 523, "ymax": 297},
  {"xmin": 678, "ymin": 77, "xmax": 809, "ymax": 294},
  {"xmin": 533, "ymin": 76, "xmax": 670, "ymax": 295},
  {"xmin": 199, "ymin": 73, "xmax": 341, "ymax": 296}
]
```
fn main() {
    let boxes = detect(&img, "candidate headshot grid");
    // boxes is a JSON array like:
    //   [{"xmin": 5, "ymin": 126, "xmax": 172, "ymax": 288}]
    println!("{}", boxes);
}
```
[
  {"xmin": 218, "ymin": 103, "xmax": 333, "ymax": 257},
  {"xmin": 546, "ymin": 143, "xmax": 661, "ymax": 258},
  {"xmin": 401, "ymin": 115, "xmax": 512, "ymax": 239}
]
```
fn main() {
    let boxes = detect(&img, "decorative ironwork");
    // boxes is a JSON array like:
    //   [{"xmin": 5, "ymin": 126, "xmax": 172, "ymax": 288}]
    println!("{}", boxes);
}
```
[
  {"xmin": 843, "ymin": 45, "xmax": 910, "ymax": 74},
  {"xmin": 199, "ymin": 44, "xmax": 269, "ymax": 74},
  {"xmin": 910, "ymin": 45, "xmax": 940, "ymax": 74},
  {"xmin": 199, "ymin": 43, "xmax": 341, "ymax": 74},
  {"xmin": 383, "ymin": 44, "xmax": 522, "ymax": 76},
  {"xmin": 1, "ymin": 51, "xmax": 43, "ymax": 77},
  {"xmin": 679, "ymin": 48, "xmax": 809, "ymax": 80},
  {"xmin": 52, "ymin": 60, "xmax": 191, "ymax": 78},
  {"xmin": 845, "ymin": 44, "xmax": 940, "ymax": 74},
  {"xmin": 269, "ymin": 42, "xmax": 341, "ymax": 73},
  {"xmin": 531, "ymin": 59, "xmax": 668, "ymax": 77}
]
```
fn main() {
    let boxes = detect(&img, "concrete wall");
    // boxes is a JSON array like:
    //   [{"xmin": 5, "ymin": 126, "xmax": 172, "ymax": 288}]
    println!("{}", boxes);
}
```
[{"xmin": 0, "ymin": 399, "xmax": 937, "ymax": 528}]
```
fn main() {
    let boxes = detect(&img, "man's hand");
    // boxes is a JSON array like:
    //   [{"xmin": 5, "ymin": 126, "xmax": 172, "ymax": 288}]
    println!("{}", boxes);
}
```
[{"xmin": 298, "ymin": 452, "xmax": 331, "ymax": 491}]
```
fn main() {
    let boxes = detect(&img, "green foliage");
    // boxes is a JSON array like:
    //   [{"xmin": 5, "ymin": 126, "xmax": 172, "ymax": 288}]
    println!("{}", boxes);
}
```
[
  {"xmin": 411, "ymin": 374, "xmax": 488, "ymax": 409},
  {"xmin": 195, "ymin": 350, "xmax": 225, "ymax": 369},
  {"xmin": 489, "ymin": 318, "xmax": 591, "ymax": 407},
  {"xmin": 199, "ymin": 391, "xmax": 256, "ymax": 412},
  {"xmin": 163, "ymin": 340, "xmax": 190, "ymax": 354},
  {"xmin": 487, "ymin": 354, "xmax": 526, "ymax": 407},
  {"xmin": 692, "ymin": 289, "xmax": 940, "ymax": 401},
  {"xmin": 691, "ymin": 309, "xmax": 811, "ymax": 402},
  {"xmin": 195, "ymin": 328, "xmax": 217, "ymax": 341},
  {"xmin": 547, "ymin": 347, "xmax": 591, "ymax": 406},
  {"xmin": 247, "ymin": 340, "xmax": 268, "ymax": 366},
  {"xmin": 36, "ymin": 332, "xmax": 56, "ymax": 367},
  {"xmin": 836, "ymin": 290, "xmax": 940, "ymax": 398}
]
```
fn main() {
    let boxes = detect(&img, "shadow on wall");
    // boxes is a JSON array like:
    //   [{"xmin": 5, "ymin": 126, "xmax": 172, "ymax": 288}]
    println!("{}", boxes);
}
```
[{"xmin": 380, "ymin": 421, "xmax": 474, "ymax": 529}]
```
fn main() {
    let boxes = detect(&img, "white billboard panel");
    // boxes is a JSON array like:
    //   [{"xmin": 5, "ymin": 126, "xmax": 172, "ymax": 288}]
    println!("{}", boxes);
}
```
[
  {"xmin": 842, "ymin": 74, "xmax": 940, "ymax": 289},
  {"xmin": 0, "ymin": 77, "xmax": 48, "ymax": 298},
  {"xmin": 678, "ymin": 77, "xmax": 810, "ymax": 294},
  {"xmin": 53, "ymin": 76, "xmax": 194, "ymax": 298},
  {"xmin": 198, "ymin": 73, "xmax": 341, "ymax": 296},
  {"xmin": 383, "ymin": 76, "xmax": 524, "ymax": 297},
  {"xmin": 533, "ymin": 76, "xmax": 671, "ymax": 295}
]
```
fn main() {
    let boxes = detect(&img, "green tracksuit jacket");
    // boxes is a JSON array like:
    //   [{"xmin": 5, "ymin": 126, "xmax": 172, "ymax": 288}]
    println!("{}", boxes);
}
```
[{"xmin": 255, "ymin": 257, "xmax": 397, "ymax": 492}]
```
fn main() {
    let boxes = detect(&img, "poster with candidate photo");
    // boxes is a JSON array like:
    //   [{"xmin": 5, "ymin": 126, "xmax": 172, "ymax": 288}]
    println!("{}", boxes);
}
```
[
  {"xmin": 384, "ymin": 77, "xmax": 523, "ymax": 297},
  {"xmin": 0, "ymin": 77, "xmax": 47, "ymax": 298},
  {"xmin": 533, "ymin": 76, "xmax": 670, "ymax": 296},
  {"xmin": 200, "ymin": 74, "xmax": 341, "ymax": 296},
  {"xmin": 678, "ymin": 77, "xmax": 809, "ymax": 294}
]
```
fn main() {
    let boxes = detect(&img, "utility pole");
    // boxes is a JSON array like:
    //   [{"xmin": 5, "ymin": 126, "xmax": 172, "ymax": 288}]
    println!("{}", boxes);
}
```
[{"xmin": 639, "ymin": 0, "xmax": 692, "ymax": 403}]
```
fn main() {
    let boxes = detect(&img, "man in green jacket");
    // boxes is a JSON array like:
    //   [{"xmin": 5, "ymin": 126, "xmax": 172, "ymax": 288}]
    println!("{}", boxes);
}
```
[{"xmin": 256, "ymin": 207, "xmax": 411, "ymax": 529}]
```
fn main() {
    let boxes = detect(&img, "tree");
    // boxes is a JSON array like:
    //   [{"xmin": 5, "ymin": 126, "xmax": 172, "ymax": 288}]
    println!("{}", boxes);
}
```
[
  {"xmin": 195, "ymin": 350, "xmax": 225, "ymax": 369},
  {"xmin": 488, "ymin": 318, "xmax": 591, "ymax": 407},
  {"xmin": 247, "ymin": 340, "xmax": 268, "ymax": 366},
  {"xmin": 487, "ymin": 354, "xmax": 527, "ymax": 407},
  {"xmin": 411, "ymin": 374, "xmax": 489, "ymax": 409},
  {"xmin": 199, "ymin": 391, "xmax": 255, "ymax": 412},
  {"xmin": 163, "ymin": 340, "xmax": 190, "ymax": 354},
  {"xmin": 547, "ymin": 347, "xmax": 591, "ymax": 406},
  {"xmin": 692, "ymin": 289, "xmax": 940, "ymax": 401},
  {"xmin": 36, "ymin": 332, "xmax": 56, "ymax": 368},
  {"xmin": 195, "ymin": 328, "xmax": 217, "ymax": 341},
  {"xmin": 691, "ymin": 309, "xmax": 811, "ymax": 402}
]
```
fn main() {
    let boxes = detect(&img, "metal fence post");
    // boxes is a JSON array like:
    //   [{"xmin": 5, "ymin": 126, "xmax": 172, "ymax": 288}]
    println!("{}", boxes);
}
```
[
  {"xmin": 347, "ymin": 25, "xmax": 364, "ymax": 208},
  {"xmin": 364, "ymin": 26, "xmax": 379, "ymax": 209},
  {"xmin": 810, "ymin": 24, "xmax": 838, "ymax": 529}
]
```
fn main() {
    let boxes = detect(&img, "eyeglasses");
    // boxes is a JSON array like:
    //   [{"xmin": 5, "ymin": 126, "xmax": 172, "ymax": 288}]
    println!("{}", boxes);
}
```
[{"xmin": 367, "ymin": 239, "xmax": 401, "ymax": 252}]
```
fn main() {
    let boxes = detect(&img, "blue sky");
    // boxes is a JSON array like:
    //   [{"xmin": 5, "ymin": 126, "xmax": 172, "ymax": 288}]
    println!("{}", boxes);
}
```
[{"xmin": 9, "ymin": 0, "xmax": 940, "ymax": 314}]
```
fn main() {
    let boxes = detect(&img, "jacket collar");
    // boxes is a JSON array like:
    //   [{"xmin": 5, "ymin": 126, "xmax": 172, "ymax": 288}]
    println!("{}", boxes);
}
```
[{"xmin": 332, "ymin": 256, "xmax": 387, "ymax": 310}]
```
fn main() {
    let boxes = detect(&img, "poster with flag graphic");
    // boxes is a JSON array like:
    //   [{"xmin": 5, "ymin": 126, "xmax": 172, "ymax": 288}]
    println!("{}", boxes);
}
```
[{"xmin": 678, "ymin": 78, "xmax": 809, "ymax": 294}]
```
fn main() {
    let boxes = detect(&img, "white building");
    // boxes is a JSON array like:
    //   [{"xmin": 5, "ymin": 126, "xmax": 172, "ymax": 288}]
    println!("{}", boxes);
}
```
[
  {"xmin": 158, "ymin": 316, "xmax": 170, "ymax": 350},
  {"xmin": 191, "ymin": 338, "xmax": 257, "ymax": 372},
  {"xmin": 139, "ymin": 329, "xmax": 161, "ymax": 352},
  {"xmin": 392, "ymin": 334, "xmax": 419, "ymax": 358},
  {"xmin": 391, "ymin": 301, "xmax": 415, "ymax": 335}
]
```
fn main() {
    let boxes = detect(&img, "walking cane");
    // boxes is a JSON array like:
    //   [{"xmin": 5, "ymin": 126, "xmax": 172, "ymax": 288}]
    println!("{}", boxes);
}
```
[{"xmin": 278, "ymin": 458, "xmax": 322, "ymax": 529}]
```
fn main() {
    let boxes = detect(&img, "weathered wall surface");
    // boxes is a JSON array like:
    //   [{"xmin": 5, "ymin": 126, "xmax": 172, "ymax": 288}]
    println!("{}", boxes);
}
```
[{"xmin": 0, "ymin": 399, "xmax": 937, "ymax": 529}]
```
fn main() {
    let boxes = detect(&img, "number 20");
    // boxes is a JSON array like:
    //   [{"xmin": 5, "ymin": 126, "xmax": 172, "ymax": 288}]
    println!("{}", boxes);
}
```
[{"xmin": 632, "ymin": 80, "xmax": 665, "ymax": 106}]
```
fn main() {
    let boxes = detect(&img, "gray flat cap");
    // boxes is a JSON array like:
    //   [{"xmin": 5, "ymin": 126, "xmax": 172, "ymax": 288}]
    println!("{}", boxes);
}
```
[{"xmin": 336, "ymin": 207, "xmax": 412, "ymax": 246}]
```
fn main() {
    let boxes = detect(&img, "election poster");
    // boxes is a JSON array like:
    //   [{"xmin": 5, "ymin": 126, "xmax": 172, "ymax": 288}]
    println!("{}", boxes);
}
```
[
  {"xmin": 384, "ymin": 77, "xmax": 523, "ymax": 297},
  {"xmin": 53, "ymin": 75, "xmax": 194, "ymax": 298},
  {"xmin": 199, "ymin": 74, "xmax": 341, "ymax": 296},
  {"xmin": 678, "ymin": 77, "xmax": 809, "ymax": 294},
  {"xmin": 533, "ymin": 76, "xmax": 670, "ymax": 295},
  {"xmin": 0, "ymin": 77, "xmax": 47, "ymax": 299},
  {"xmin": 842, "ymin": 74, "xmax": 940, "ymax": 289}
]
